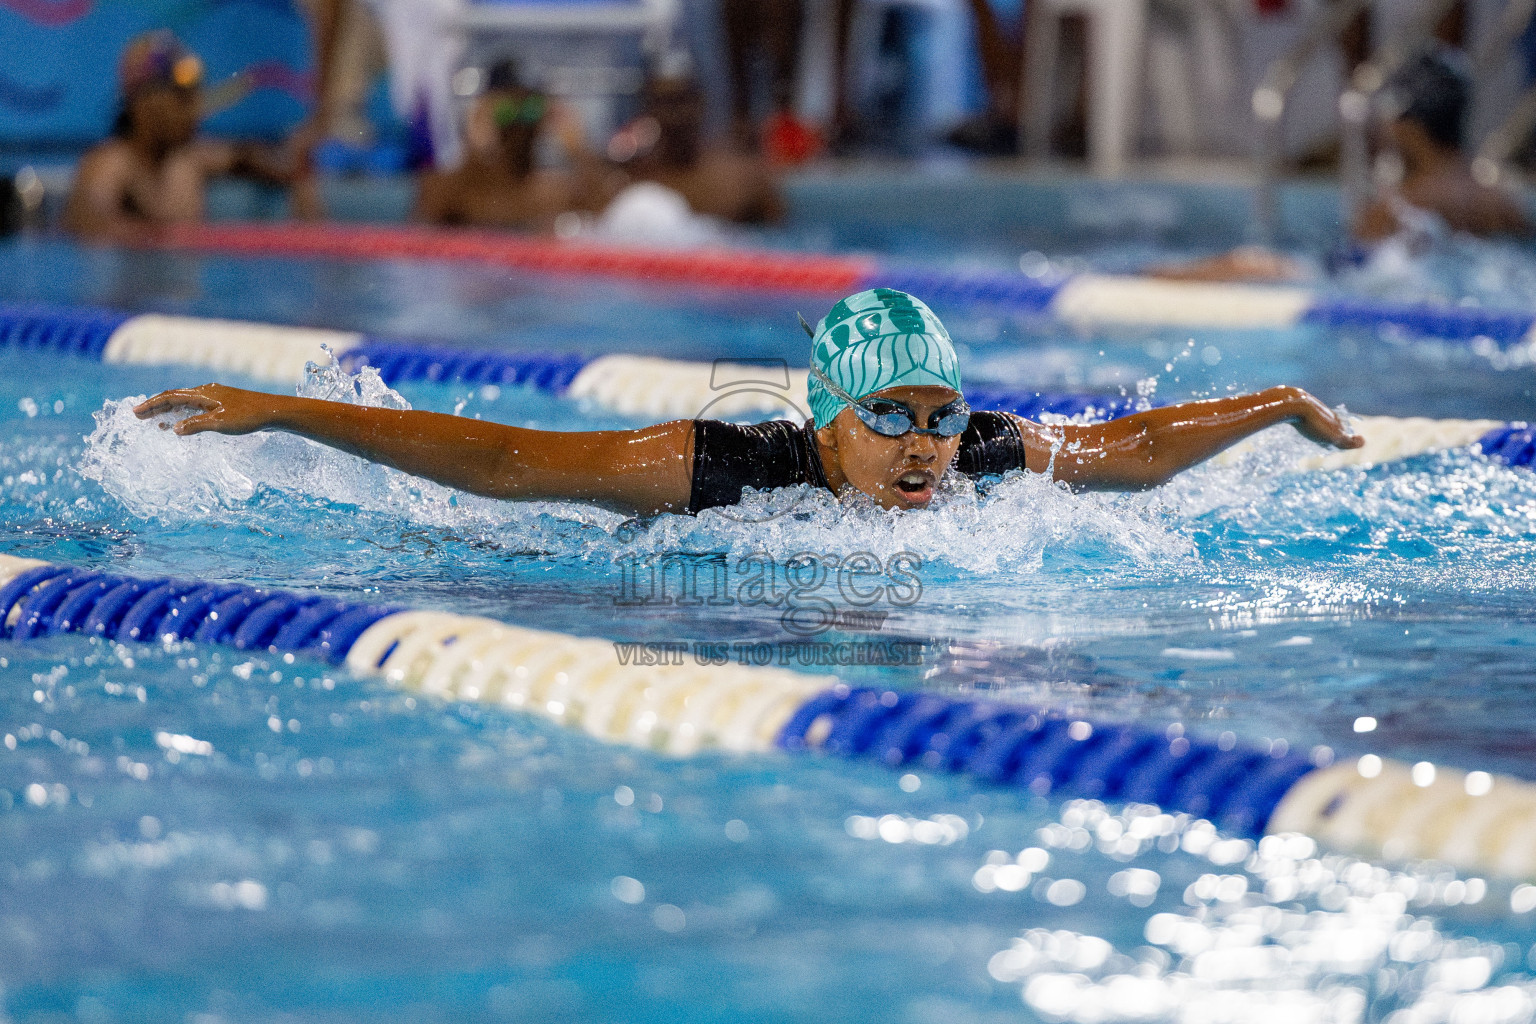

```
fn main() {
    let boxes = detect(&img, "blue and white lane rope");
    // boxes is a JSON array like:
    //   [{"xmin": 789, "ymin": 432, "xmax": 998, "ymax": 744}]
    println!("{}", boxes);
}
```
[
  {"xmin": 0, "ymin": 302, "xmax": 1134, "ymax": 425},
  {"xmin": 2, "ymin": 302, "xmax": 1533, "ymax": 469},
  {"xmin": 2, "ymin": 553, "xmax": 1533, "ymax": 879},
  {"xmin": 161, "ymin": 221, "xmax": 1536, "ymax": 344}
]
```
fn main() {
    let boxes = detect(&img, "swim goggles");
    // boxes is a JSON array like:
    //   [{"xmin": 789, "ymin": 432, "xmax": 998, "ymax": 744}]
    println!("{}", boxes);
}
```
[
  {"xmin": 808, "ymin": 363, "xmax": 971, "ymax": 438},
  {"xmin": 494, "ymin": 94, "xmax": 547, "ymax": 127}
]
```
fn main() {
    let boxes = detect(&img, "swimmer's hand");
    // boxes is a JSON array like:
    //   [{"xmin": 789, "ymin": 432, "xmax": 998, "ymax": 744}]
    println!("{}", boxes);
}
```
[
  {"xmin": 134, "ymin": 384, "xmax": 281, "ymax": 436},
  {"xmin": 1280, "ymin": 387, "xmax": 1365, "ymax": 449},
  {"xmin": 1027, "ymin": 385, "xmax": 1365, "ymax": 491}
]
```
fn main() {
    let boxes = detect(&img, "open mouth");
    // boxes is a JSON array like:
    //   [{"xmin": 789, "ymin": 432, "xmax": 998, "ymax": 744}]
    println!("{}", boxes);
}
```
[{"xmin": 893, "ymin": 470, "xmax": 935, "ymax": 504}]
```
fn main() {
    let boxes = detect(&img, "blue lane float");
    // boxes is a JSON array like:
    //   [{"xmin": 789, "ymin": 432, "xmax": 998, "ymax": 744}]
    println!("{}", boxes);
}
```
[
  {"xmin": 778, "ymin": 689, "xmax": 1313, "ymax": 838},
  {"xmin": 1, "ymin": 301, "xmax": 1531, "ymax": 467},
  {"xmin": 338, "ymin": 338, "xmax": 590, "ymax": 390},
  {"xmin": 154, "ymin": 220, "xmax": 1536, "ymax": 346},
  {"xmin": 1300, "ymin": 296, "xmax": 1536, "ymax": 345},
  {"xmin": 0, "ymin": 301, "xmax": 1150, "ymax": 426},
  {"xmin": 875, "ymin": 267, "xmax": 1069, "ymax": 315},
  {"xmin": 1473, "ymin": 423, "xmax": 1536, "ymax": 466},
  {"xmin": 0, "ymin": 302, "xmax": 133, "ymax": 359},
  {"xmin": 0, "ymin": 561, "xmax": 398, "ymax": 661},
  {"xmin": 1, "ymin": 553, "xmax": 1534, "ymax": 879}
]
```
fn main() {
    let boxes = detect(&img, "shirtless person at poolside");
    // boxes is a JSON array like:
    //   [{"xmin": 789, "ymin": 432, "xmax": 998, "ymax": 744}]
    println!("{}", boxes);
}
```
[
  {"xmin": 66, "ymin": 32, "xmax": 319, "ymax": 242},
  {"xmin": 134, "ymin": 289, "xmax": 1362, "ymax": 518},
  {"xmin": 413, "ymin": 62, "xmax": 620, "ymax": 231},
  {"xmin": 609, "ymin": 72, "xmax": 785, "ymax": 224}
]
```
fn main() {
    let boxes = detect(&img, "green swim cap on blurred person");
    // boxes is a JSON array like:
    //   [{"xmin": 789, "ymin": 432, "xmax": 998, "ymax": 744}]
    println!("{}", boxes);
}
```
[{"xmin": 806, "ymin": 289, "xmax": 963, "ymax": 428}]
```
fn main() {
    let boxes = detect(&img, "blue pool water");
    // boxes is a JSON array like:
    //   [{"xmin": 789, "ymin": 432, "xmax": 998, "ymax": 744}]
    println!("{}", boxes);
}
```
[{"xmin": 3, "ymin": 210, "xmax": 1536, "ymax": 1022}]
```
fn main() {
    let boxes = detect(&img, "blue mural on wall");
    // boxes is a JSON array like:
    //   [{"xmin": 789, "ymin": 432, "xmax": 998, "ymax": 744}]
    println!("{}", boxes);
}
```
[
  {"xmin": 0, "ymin": 0, "xmax": 314, "ymax": 147},
  {"xmin": 0, "ymin": 0, "xmax": 94, "ymax": 28}
]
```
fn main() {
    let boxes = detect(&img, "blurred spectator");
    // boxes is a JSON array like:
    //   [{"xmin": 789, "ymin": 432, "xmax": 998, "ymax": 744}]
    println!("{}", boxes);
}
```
[
  {"xmin": 412, "ymin": 62, "xmax": 619, "ymax": 229},
  {"xmin": 65, "ymin": 31, "xmax": 320, "ymax": 241},
  {"xmin": 1353, "ymin": 50, "xmax": 1530, "ymax": 241},
  {"xmin": 944, "ymin": 0, "xmax": 1027, "ymax": 154},
  {"xmin": 721, "ymin": 0, "xmax": 820, "ymax": 160},
  {"xmin": 298, "ymin": 0, "xmax": 390, "ymax": 147},
  {"xmin": 607, "ymin": 70, "xmax": 784, "ymax": 223}
]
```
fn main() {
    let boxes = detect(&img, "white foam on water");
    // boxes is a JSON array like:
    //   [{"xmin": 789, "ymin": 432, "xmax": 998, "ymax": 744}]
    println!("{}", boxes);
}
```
[
  {"xmin": 78, "ymin": 360, "xmax": 1209, "ymax": 576},
  {"xmin": 75, "ymin": 358, "xmax": 1536, "ymax": 595},
  {"xmin": 625, "ymin": 466, "xmax": 1198, "ymax": 575},
  {"xmin": 78, "ymin": 359, "xmax": 625, "ymax": 546},
  {"xmin": 1341, "ymin": 229, "xmax": 1536, "ymax": 312}
]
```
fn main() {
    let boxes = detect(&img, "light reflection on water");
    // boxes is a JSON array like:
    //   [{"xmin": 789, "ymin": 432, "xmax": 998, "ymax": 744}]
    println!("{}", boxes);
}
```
[{"xmin": 977, "ymin": 801, "xmax": 1536, "ymax": 1024}]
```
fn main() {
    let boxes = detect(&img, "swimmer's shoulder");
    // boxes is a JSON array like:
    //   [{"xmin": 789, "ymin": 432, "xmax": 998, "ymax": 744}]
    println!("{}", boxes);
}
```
[
  {"xmin": 66, "ymin": 141, "xmax": 137, "ymax": 229},
  {"xmin": 955, "ymin": 409, "xmax": 1043, "ymax": 477},
  {"xmin": 687, "ymin": 418, "xmax": 820, "ymax": 513},
  {"xmin": 412, "ymin": 167, "xmax": 471, "ymax": 224},
  {"xmin": 691, "ymin": 418, "xmax": 808, "ymax": 460},
  {"xmin": 73, "ymin": 139, "xmax": 135, "ymax": 185}
]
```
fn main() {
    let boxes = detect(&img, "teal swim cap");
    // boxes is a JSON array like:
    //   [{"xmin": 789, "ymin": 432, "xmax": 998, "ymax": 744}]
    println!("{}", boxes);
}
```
[{"xmin": 806, "ymin": 288, "xmax": 963, "ymax": 428}]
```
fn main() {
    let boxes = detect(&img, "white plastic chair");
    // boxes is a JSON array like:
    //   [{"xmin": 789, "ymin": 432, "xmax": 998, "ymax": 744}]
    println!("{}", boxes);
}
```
[{"xmin": 1022, "ymin": 0, "xmax": 1148, "ymax": 175}]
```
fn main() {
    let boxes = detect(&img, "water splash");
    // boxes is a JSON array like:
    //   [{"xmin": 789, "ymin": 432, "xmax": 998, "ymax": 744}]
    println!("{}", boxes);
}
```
[
  {"xmin": 630, "ymin": 469, "xmax": 1197, "ymax": 574},
  {"xmin": 1340, "ymin": 230, "xmax": 1536, "ymax": 311},
  {"xmin": 78, "ymin": 360, "xmax": 1205, "ymax": 576},
  {"xmin": 78, "ymin": 359, "xmax": 625, "ymax": 547}
]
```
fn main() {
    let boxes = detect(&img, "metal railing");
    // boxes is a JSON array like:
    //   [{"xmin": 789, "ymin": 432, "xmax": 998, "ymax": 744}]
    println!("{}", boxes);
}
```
[
  {"xmin": 1335, "ymin": 0, "xmax": 1463, "ymax": 221},
  {"xmin": 1252, "ymin": 0, "xmax": 1466, "ymax": 241},
  {"xmin": 1251, "ymin": 0, "xmax": 1371, "ymax": 242},
  {"xmin": 1474, "ymin": 0, "xmax": 1536, "ymax": 181}
]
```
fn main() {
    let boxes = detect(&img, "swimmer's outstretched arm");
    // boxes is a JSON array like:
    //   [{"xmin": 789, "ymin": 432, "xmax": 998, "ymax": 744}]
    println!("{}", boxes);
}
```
[
  {"xmin": 134, "ymin": 384, "xmax": 695, "ymax": 515},
  {"xmin": 1016, "ymin": 386, "xmax": 1364, "ymax": 490}
]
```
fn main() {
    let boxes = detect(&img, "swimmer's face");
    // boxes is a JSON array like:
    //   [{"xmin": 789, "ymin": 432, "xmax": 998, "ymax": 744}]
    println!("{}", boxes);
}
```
[
  {"xmin": 469, "ymin": 89, "xmax": 544, "ymax": 174},
  {"xmin": 1385, "ymin": 116, "xmax": 1445, "ymax": 159},
  {"xmin": 131, "ymin": 85, "xmax": 198, "ymax": 148},
  {"xmin": 816, "ymin": 385, "xmax": 964, "ymax": 511}
]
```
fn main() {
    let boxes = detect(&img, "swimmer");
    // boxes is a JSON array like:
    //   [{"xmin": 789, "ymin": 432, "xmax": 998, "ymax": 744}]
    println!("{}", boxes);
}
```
[
  {"xmin": 133, "ymin": 289, "xmax": 1363, "ymax": 517},
  {"xmin": 66, "ymin": 31, "xmax": 319, "ymax": 242},
  {"xmin": 1352, "ymin": 50, "xmax": 1531, "ymax": 243},
  {"xmin": 1151, "ymin": 49, "xmax": 1531, "ymax": 284},
  {"xmin": 413, "ymin": 61, "xmax": 620, "ymax": 230},
  {"xmin": 608, "ymin": 72, "xmax": 785, "ymax": 224}
]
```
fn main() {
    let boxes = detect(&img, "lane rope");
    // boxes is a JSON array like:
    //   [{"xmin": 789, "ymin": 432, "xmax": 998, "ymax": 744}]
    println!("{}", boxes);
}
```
[
  {"xmin": 1, "ymin": 553, "xmax": 1532, "ymax": 879},
  {"xmin": 4, "ymin": 302, "xmax": 1533, "ymax": 468},
  {"xmin": 149, "ymin": 221, "xmax": 1536, "ymax": 344},
  {"xmin": 0, "ymin": 302, "xmax": 1150, "ymax": 425}
]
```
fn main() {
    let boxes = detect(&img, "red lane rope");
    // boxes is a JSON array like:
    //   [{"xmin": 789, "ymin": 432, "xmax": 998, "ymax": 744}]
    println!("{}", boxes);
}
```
[{"xmin": 156, "ymin": 223, "xmax": 873, "ymax": 295}]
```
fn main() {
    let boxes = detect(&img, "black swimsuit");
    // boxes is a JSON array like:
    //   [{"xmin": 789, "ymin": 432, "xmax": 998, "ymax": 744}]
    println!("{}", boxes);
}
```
[{"xmin": 687, "ymin": 411, "xmax": 1029, "ymax": 513}]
